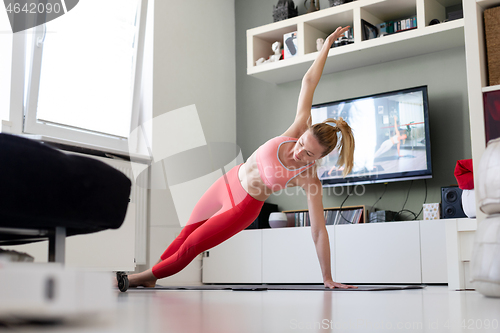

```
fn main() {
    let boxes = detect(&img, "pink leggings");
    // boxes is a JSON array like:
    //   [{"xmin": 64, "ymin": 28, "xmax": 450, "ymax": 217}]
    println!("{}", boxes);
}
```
[{"xmin": 152, "ymin": 164, "xmax": 264, "ymax": 279}]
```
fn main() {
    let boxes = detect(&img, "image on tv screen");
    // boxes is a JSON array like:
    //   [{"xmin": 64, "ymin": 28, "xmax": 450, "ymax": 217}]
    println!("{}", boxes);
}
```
[{"xmin": 312, "ymin": 86, "xmax": 431, "ymax": 186}]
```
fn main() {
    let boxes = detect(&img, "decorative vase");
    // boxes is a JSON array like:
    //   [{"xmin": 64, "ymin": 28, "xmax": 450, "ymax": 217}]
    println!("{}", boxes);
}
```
[
  {"xmin": 304, "ymin": 0, "xmax": 320, "ymax": 13},
  {"xmin": 269, "ymin": 212, "xmax": 290, "ymax": 228},
  {"xmin": 470, "ymin": 137, "xmax": 500, "ymax": 297},
  {"xmin": 328, "ymin": 0, "xmax": 354, "ymax": 7},
  {"xmin": 273, "ymin": 0, "xmax": 298, "ymax": 22}
]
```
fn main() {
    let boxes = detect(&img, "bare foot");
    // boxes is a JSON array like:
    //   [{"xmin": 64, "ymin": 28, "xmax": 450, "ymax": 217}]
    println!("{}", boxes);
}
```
[{"xmin": 127, "ymin": 269, "xmax": 157, "ymax": 288}]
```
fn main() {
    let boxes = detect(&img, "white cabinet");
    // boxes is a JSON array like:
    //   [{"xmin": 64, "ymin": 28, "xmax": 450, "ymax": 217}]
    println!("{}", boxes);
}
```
[
  {"xmin": 202, "ymin": 229, "xmax": 262, "ymax": 284},
  {"xmin": 334, "ymin": 222, "xmax": 422, "ymax": 283},
  {"xmin": 445, "ymin": 218, "xmax": 477, "ymax": 290},
  {"xmin": 202, "ymin": 221, "xmax": 449, "ymax": 284},
  {"xmin": 261, "ymin": 226, "xmax": 335, "ymax": 283},
  {"xmin": 247, "ymin": 0, "xmax": 464, "ymax": 84},
  {"xmin": 420, "ymin": 219, "xmax": 448, "ymax": 283}
]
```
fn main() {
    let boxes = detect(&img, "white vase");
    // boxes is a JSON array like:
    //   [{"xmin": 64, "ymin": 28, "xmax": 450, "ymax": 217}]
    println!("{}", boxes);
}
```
[
  {"xmin": 462, "ymin": 189, "xmax": 476, "ymax": 218},
  {"xmin": 470, "ymin": 137, "xmax": 500, "ymax": 297},
  {"xmin": 269, "ymin": 212, "xmax": 289, "ymax": 228}
]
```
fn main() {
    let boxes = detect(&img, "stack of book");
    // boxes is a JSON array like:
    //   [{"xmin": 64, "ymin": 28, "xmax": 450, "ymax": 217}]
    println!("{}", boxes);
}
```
[
  {"xmin": 378, "ymin": 16, "xmax": 417, "ymax": 36},
  {"xmin": 324, "ymin": 208, "xmax": 363, "ymax": 225},
  {"xmin": 284, "ymin": 207, "xmax": 364, "ymax": 227},
  {"xmin": 285, "ymin": 211, "xmax": 311, "ymax": 227}
]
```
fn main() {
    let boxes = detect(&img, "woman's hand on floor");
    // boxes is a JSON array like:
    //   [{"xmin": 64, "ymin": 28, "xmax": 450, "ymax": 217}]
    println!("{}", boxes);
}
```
[{"xmin": 324, "ymin": 280, "xmax": 358, "ymax": 289}]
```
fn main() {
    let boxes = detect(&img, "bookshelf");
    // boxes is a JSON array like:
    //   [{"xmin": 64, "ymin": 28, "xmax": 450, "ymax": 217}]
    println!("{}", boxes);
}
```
[
  {"xmin": 247, "ymin": 0, "xmax": 464, "ymax": 84},
  {"xmin": 282, "ymin": 205, "xmax": 368, "ymax": 226},
  {"xmin": 463, "ymin": 0, "xmax": 500, "ymax": 222}
]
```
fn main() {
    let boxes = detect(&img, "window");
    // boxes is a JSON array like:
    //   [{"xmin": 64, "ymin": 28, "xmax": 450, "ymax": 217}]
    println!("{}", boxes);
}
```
[{"xmin": 20, "ymin": 0, "xmax": 147, "ymax": 154}]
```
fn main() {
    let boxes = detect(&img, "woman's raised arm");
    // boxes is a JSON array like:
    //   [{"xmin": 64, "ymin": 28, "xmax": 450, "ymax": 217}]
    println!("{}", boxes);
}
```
[{"xmin": 283, "ymin": 26, "xmax": 351, "ymax": 138}]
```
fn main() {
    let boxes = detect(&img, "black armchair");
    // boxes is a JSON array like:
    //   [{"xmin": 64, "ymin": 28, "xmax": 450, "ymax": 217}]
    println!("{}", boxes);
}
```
[{"xmin": 0, "ymin": 133, "xmax": 132, "ymax": 263}]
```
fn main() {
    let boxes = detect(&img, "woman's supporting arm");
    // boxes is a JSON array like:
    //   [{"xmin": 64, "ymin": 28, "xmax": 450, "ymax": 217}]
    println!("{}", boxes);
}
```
[{"xmin": 304, "ymin": 176, "xmax": 357, "ymax": 289}]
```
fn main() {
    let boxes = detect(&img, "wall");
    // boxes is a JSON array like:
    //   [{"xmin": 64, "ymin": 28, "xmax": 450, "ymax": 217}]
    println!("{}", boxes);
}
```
[
  {"xmin": 147, "ymin": 0, "xmax": 236, "ymax": 285},
  {"xmin": 235, "ymin": 0, "xmax": 471, "ymax": 217}
]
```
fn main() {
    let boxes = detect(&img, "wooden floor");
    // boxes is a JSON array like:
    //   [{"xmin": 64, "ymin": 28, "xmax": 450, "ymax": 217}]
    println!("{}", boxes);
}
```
[{"xmin": 4, "ymin": 286, "xmax": 500, "ymax": 332}]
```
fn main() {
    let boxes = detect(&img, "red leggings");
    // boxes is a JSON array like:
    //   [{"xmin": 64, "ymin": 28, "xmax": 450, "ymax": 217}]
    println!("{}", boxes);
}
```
[{"xmin": 152, "ymin": 164, "xmax": 264, "ymax": 279}]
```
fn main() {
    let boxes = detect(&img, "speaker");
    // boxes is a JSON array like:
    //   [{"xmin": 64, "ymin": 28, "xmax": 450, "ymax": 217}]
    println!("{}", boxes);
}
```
[
  {"xmin": 441, "ymin": 186, "xmax": 467, "ymax": 219},
  {"xmin": 246, "ymin": 202, "xmax": 278, "ymax": 229}
]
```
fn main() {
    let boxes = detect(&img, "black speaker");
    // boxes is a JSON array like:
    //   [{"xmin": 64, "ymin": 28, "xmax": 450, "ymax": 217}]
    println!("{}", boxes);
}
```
[
  {"xmin": 246, "ymin": 202, "xmax": 278, "ymax": 229},
  {"xmin": 441, "ymin": 186, "xmax": 467, "ymax": 219}
]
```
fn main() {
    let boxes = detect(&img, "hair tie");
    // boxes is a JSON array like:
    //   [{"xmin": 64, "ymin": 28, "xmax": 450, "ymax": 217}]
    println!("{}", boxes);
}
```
[{"xmin": 336, "ymin": 117, "xmax": 347, "ymax": 127}]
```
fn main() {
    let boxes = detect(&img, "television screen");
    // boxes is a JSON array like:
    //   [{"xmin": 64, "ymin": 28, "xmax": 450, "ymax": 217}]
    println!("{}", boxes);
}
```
[{"xmin": 312, "ymin": 86, "xmax": 432, "ymax": 187}]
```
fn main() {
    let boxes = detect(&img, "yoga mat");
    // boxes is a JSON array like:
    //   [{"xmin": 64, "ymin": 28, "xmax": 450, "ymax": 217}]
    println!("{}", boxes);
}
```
[{"xmin": 135, "ymin": 284, "xmax": 426, "ymax": 291}]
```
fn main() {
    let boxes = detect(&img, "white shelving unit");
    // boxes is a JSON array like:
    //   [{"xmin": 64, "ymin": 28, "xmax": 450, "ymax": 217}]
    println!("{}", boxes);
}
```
[
  {"xmin": 463, "ymin": 0, "xmax": 500, "ymax": 223},
  {"xmin": 218, "ymin": 0, "xmax": 492, "ymax": 285},
  {"xmin": 247, "ymin": 0, "xmax": 464, "ymax": 84},
  {"xmin": 202, "ymin": 220, "xmax": 449, "ymax": 284},
  {"xmin": 445, "ymin": 218, "xmax": 477, "ymax": 290}
]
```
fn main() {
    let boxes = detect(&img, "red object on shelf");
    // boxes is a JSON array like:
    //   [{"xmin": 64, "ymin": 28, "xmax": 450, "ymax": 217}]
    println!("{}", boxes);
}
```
[{"xmin": 454, "ymin": 159, "xmax": 474, "ymax": 190}]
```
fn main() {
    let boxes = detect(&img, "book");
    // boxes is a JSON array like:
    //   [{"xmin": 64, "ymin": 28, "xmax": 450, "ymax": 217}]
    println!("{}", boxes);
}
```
[{"xmin": 282, "ymin": 206, "xmax": 368, "ymax": 227}]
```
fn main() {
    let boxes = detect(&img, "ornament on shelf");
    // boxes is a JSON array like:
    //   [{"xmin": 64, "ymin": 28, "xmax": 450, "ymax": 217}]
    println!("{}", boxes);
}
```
[
  {"xmin": 316, "ymin": 38, "xmax": 324, "ymax": 51},
  {"xmin": 329, "ymin": 0, "xmax": 354, "ymax": 7},
  {"xmin": 273, "ymin": 0, "xmax": 298, "ymax": 22},
  {"xmin": 256, "ymin": 41, "xmax": 283, "ymax": 66},
  {"xmin": 304, "ymin": 0, "xmax": 320, "ymax": 13}
]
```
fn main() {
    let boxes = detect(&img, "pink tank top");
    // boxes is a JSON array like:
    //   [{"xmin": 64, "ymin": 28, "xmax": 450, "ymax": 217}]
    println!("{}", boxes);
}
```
[{"xmin": 256, "ymin": 136, "xmax": 315, "ymax": 191}]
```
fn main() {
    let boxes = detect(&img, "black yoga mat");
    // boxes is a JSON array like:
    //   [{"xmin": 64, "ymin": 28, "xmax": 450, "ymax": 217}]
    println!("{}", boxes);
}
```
[{"xmin": 135, "ymin": 284, "xmax": 426, "ymax": 291}]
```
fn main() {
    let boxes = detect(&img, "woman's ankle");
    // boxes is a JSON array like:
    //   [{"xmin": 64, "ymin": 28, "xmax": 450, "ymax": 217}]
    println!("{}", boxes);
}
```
[{"xmin": 128, "ymin": 270, "xmax": 157, "ymax": 288}]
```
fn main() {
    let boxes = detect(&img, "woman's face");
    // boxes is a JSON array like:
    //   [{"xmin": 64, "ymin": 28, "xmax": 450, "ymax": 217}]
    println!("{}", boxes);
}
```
[{"xmin": 293, "ymin": 130, "xmax": 325, "ymax": 164}]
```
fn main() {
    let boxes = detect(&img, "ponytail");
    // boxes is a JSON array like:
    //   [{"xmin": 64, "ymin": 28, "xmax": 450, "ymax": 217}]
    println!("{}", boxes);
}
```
[{"xmin": 310, "ymin": 117, "xmax": 355, "ymax": 177}]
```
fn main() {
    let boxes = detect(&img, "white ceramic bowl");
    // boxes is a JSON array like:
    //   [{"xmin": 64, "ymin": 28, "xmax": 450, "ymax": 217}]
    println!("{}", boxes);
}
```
[{"xmin": 269, "ymin": 212, "xmax": 290, "ymax": 228}]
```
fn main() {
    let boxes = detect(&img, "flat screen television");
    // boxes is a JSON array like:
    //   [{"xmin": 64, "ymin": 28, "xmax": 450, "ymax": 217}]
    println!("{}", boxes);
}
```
[{"xmin": 312, "ymin": 86, "xmax": 432, "ymax": 187}]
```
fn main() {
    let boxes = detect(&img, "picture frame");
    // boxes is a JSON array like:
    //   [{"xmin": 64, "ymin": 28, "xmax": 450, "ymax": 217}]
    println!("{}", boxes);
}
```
[{"xmin": 361, "ymin": 19, "xmax": 378, "ymax": 41}]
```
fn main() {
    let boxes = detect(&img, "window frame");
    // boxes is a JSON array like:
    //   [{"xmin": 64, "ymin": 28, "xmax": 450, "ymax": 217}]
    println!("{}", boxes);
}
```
[{"xmin": 12, "ymin": 0, "xmax": 149, "ymax": 157}]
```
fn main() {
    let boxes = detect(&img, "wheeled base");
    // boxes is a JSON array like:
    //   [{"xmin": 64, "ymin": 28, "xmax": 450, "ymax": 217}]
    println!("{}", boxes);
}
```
[{"xmin": 116, "ymin": 272, "xmax": 129, "ymax": 292}]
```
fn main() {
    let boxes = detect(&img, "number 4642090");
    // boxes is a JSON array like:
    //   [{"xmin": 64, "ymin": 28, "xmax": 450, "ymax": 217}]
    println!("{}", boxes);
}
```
[{"xmin": 6, "ymin": 2, "xmax": 62, "ymax": 14}]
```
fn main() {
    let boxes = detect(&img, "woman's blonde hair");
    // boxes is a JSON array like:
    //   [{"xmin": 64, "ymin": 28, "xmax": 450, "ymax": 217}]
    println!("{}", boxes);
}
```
[{"xmin": 310, "ymin": 117, "xmax": 355, "ymax": 177}]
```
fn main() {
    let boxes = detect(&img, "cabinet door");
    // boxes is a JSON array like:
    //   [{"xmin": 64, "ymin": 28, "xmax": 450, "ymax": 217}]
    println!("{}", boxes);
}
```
[
  {"xmin": 202, "ymin": 229, "xmax": 262, "ymax": 283},
  {"xmin": 262, "ymin": 226, "xmax": 335, "ymax": 283},
  {"xmin": 420, "ymin": 220, "xmax": 448, "ymax": 283},
  {"xmin": 335, "ymin": 222, "xmax": 421, "ymax": 284}
]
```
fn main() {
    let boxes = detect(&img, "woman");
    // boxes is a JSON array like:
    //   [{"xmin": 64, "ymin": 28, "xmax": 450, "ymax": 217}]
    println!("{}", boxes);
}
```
[
  {"xmin": 374, "ymin": 116, "xmax": 407, "ymax": 159},
  {"xmin": 127, "ymin": 26, "xmax": 357, "ymax": 289}
]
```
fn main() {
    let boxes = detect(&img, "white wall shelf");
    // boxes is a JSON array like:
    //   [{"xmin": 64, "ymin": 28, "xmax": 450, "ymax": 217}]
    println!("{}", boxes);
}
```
[
  {"xmin": 482, "ymin": 84, "xmax": 500, "ymax": 93},
  {"xmin": 247, "ymin": 0, "xmax": 464, "ymax": 84}
]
